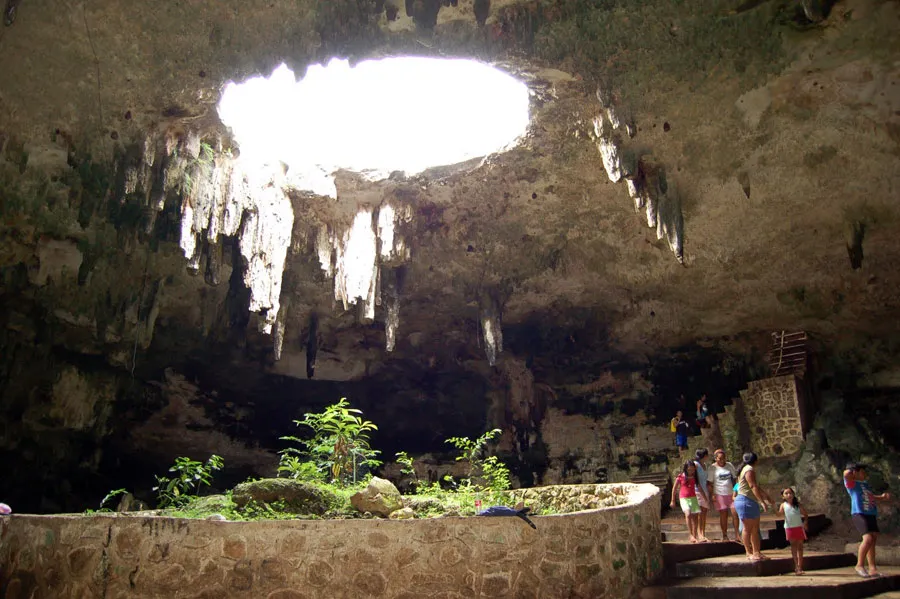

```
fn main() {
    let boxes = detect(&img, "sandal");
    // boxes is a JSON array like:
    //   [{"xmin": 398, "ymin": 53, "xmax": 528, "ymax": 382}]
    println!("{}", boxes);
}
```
[{"xmin": 855, "ymin": 567, "xmax": 869, "ymax": 578}]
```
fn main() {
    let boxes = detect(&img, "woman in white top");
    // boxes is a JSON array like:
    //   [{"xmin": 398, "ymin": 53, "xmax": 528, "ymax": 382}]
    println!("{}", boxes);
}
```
[
  {"xmin": 692, "ymin": 448, "xmax": 713, "ymax": 542},
  {"xmin": 709, "ymin": 449, "xmax": 740, "ymax": 542}
]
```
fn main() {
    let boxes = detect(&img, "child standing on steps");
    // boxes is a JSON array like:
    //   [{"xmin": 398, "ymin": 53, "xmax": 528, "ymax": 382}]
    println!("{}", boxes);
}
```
[
  {"xmin": 844, "ymin": 462, "xmax": 892, "ymax": 578},
  {"xmin": 670, "ymin": 460, "xmax": 702, "ymax": 543},
  {"xmin": 778, "ymin": 487, "xmax": 809, "ymax": 574}
]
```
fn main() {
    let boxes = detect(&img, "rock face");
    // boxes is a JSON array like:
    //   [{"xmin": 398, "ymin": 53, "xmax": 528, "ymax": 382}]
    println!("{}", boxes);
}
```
[
  {"xmin": 232, "ymin": 479, "xmax": 334, "ymax": 515},
  {"xmin": 350, "ymin": 477, "xmax": 403, "ymax": 517}
]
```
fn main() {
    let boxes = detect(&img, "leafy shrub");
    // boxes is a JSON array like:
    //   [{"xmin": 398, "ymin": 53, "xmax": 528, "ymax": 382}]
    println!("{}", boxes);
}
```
[
  {"xmin": 279, "ymin": 398, "xmax": 381, "ymax": 486},
  {"xmin": 153, "ymin": 455, "xmax": 223, "ymax": 508}
]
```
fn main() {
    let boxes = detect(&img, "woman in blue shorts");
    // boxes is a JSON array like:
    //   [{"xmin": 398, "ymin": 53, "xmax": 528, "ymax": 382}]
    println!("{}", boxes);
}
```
[{"xmin": 734, "ymin": 452, "xmax": 773, "ymax": 561}]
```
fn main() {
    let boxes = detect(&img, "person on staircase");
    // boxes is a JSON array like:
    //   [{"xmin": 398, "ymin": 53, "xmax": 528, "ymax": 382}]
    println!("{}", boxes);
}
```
[
  {"xmin": 671, "ymin": 411, "xmax": 690, "ymax": 458},
  {"xmin": 710, "ymin": 449, "xmax": 740, "ymax": 543},
  {"xmin": 696, "ymin": 395, "xmax": 710, "ymax": 429},
  {"xmin": 692, "ymin": 448, "xmax": 713, "ymax": 542},
  {"xmin": 734, "ymin": 452, "xmax": 774, "ymax": 561},
  {"xmin": 778, "ymin": 487, "xmax": 809, "ymax": 575},
  {"xmin": 844, "ymin": 462, "xmax": 891, "ymax": 578},
  {"xmin": 670, "ymin": 460, "xmax": 702, "ymax": 543}
]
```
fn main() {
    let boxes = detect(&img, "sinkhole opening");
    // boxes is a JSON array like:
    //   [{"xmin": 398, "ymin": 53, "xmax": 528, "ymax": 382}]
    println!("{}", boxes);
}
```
[{"xmin": 217, "ymin": 57, "xmax": 531, "ymax": 197}]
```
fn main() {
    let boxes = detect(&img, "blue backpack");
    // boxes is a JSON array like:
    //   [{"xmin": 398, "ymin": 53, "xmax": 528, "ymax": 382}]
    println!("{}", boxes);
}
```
[{"xmin": 477, "ymin": 505, "xmax": 537, "ymax": 529}]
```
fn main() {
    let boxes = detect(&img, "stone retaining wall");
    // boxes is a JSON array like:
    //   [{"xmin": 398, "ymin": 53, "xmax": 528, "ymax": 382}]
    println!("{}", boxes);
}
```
[
  {"xmin": 737, "ymin": 375, "xmax": 805, "ymax": 457},
  {"xmin": 0, "ymin": 483, "xmax": 662, "ymax": 599}
]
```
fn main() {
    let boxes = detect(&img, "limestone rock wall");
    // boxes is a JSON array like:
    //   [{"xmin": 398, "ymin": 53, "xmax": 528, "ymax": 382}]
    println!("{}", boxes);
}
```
[
  {"xmin": 0, "ymin": 483, "xmax": 662, "ymax": 599},
  {"xmin": 540, "ymin": 408, "xmax": 673, "ymax": 485},
  {"xmin": 737, "ymin": 375, "xmax": 805, "ymax": 458}
]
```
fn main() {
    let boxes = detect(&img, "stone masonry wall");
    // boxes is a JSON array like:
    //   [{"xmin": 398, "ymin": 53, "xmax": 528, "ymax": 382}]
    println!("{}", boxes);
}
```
[
  {"xmin": 0, "ymin": 484, "xmax": 662, "ymax": 599},
  {"xmin": 737, "ymin": 375, "xmax": 804, "ymax": 458}
]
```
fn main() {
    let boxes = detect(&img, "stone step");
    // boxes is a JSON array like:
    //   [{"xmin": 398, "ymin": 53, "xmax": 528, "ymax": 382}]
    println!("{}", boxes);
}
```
[
  {"xmin": 675, "ymin": 550, "xmax": 856, "ymax": 578},
  {"xmin": 631, "ymin": 472, "xmax": 671, "ymax": 485},
  {"xmin": 661, "ymin": 513, "xmax": 827, "ymax": 535},
  {"xmin": 663, "ymin": 528, "xmax": 778, "ymax": 542},
  {"xmin": 870, "ymin": 592, "xmax": 900, "ymax": 598},
  {"xmin": 665, "ymin": 566, "xmax": 900, "ymax": 599},
  {"xmin": 662, "ymin": 538, "xmax": 781, "ymax": 566}
]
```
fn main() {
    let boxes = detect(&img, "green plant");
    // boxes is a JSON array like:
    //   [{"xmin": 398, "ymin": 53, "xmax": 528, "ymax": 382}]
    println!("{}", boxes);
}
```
[
  {"xmin": 395, "ymin": 450, "xmax": 420, "ymax": 493},
  {"xmin": 445, "ymin": 428, "xmax": 512, "ymax": 501},
  {"xmin": 152, "ymin": 454, "xmax": 224, "ymax": 508},
  {"xmin": 199, "ymin": 142, "xmax": 215, "ymax": 164},
  {"xmin": 396, "ymin": 451, "xmax": 415, "ymax": 478},
  {"xmin": 482, "ymin": 455, "xmax": 512, "ymax": 493},
  {"xmin": 99, "ymin": 488, "xmax": 129, "ymax": 511},
  {"xmin": 446, "ymin": 428, "xmax": 502, "ymax": 479},
  {"xmin": 277, "ymin": 455, "xmax": 327, "ymax": 483},
  {"xmin": 280, "ymin": 398, "xmax": 381, "ymax": 486}
]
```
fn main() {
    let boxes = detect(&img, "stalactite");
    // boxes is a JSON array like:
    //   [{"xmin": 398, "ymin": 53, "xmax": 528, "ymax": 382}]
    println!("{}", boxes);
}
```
[
  {"xmin": 592, "ymin": 115, "xmax": 623, "ymax": 183},
  {"xmin": 306, "ymin": 312, "xmax": 319, "ymax": 379},
  {"xmin": 382, "ymin": 266, "xmax": 404, "ymax": 352},
  {"xmin": 204, "ymin": 239, "xmax": 222, "ymax": 286},
  {"xmin": 273, "ymin": 304, "xmax": 287, "ymax": 361},
  {"xmin": 175, "ymin": 148, "xmax": 293, "ymax": 334},
  {"xmin": 333, "ymin": 208, "xmax": 378, "ymax": 321},
  {"xmin": 235, "ymin": 176, "xmax": 293, "ymax": 334},
  {"xmin": 325, "ymin": 200, "xmax": 412, "ymax": 346},
  {"xmin": 316, "ymin": 227, "xmax": 334, "ymax": 277},
  {"xmin": 592, "ymin": 92, "xmax": 684, "ymax": 263},
  {"xmin": 480, "ymin": 291, "xmax": 503, "ymax": 366}
]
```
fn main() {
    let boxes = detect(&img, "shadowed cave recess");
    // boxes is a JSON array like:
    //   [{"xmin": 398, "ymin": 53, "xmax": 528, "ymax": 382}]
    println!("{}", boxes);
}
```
[{"xmin": 0, "ymin": 0, "xmax": 899, "ymax": 516}]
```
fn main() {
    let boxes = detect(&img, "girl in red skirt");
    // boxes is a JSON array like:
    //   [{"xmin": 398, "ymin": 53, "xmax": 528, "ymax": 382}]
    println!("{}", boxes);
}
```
[{"xmin": 778, "ymin": 487, "xmax": 809, "ymax": 574}]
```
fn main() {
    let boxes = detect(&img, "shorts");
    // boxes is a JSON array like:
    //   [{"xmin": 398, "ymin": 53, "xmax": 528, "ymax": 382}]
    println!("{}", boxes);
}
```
[
  {"xmin": 714, "ymin": 493, "xmax": 734, "ymax": 511},
  {"xmin": 675, "ymin": 434, "xmax": 688, "ymax": 449},
  {"xmin": 853, "ymin": 514, "xmax": 880, "ymax": 535},
  {"xmin": 734, "ymin": 494, "xmax": 761, "ymax": 520},
  {"xmin": 680, "ymin": 496, "xmax": 701, "ymax": 515},
  {"xmin": 697, "ymin": 492, "xmax": 710, "ymax": 510},
  {"xmin": 785, "ymin": 526, "xmax": 807, "ymax": 541}
]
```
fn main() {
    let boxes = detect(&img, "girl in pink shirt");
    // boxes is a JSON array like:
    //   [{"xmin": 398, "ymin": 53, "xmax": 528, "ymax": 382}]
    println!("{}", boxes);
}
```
[{"xmin": 670, "ymin": 460, "xmax": 702, "ymax": 543}]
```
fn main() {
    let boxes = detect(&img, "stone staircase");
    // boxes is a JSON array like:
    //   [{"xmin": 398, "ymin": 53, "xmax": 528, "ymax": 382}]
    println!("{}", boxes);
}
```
[
  {"xmin": 661, "ymin": 513, "xmax": 829, "ymax": 544},
  {"xmin": 630, "ymin": 471, "xmax": 672, "ymax": 513},
  {"xmin": 644, "ymin": 512, "xmax": 900, "ymax": 599}
]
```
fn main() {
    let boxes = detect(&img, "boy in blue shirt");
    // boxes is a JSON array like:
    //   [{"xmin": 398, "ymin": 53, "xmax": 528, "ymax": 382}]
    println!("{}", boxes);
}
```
[{"xmin": 844, "ymin": 463, "xmax": 892, "ymax": 577}]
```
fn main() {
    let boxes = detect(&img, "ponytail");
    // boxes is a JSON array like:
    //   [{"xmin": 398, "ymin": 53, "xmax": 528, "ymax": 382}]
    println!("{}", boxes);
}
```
[{"xmin": 737, "ymin": 452, "xmax": 758, "ymax": 481}]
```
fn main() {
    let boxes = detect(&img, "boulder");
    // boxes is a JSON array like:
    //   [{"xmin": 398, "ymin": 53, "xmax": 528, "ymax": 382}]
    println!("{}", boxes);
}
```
[
  {"xmin": 116, "ymin": 492, "xmax": 148, "ymax": 512},
  {"xmin": 404, "ymin": 496, "xmax": 444, "ymax": 515},
  {"xmin": 183, "ymin": 494, "xmax": 235, "ymax": 515},
  {"xmin": 232, "ymin": 479, "xmax": 333, "ymax": 515},
  {"xmin": 350, "ymin": 477, "xmax": 403, "ymax": 517},
  {"xmin": 389, "ymin": 507, "xmax": 415, "ymax": 520}
]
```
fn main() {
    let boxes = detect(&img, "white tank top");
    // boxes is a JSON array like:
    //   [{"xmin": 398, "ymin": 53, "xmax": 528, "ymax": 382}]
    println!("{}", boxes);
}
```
[{"xmin": 783, "ymin": 503, "xmax": 803, "ymax": 528}]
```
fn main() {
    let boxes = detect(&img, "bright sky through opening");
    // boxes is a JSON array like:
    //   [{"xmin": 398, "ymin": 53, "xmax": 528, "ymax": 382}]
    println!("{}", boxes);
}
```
[{"xmin": 218, "ymin": 57, "xmax": 531, "ymax": 196}]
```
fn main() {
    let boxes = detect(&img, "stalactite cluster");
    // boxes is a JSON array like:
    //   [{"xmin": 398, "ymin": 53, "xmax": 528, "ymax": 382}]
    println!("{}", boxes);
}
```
[
  {"xmin": 316, "ymin": 201, "xmax": 412, "ymax": 351},
  {"xmin": 591, "ymin": 87, "xmax": 684, "ymax": 264}
]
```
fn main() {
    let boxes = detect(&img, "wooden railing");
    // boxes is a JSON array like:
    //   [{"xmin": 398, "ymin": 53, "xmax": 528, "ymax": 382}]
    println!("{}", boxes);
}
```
[{"xmin": 768, "ymin": 330, "xmax": 808, "ymax": 377}]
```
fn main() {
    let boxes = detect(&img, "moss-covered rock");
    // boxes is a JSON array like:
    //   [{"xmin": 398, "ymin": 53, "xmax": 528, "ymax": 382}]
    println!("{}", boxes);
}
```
[
  {"xmin": 350, "ymin": 476, "xmax": 403, "ymax": 517},
  {"xmin": 232, "ymin": 479, "xmax": 336, "ymax": 515},
  {"xmin": 186, "ymin": 494, "xmax": 235, "ymax": 514}
]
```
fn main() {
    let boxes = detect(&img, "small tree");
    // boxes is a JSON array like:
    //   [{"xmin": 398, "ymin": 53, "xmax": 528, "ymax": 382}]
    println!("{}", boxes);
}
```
[
  {"xmin": 280, "ymin": 398, "xmax": 381, "ymax": 485},
  {"xmin": 153, "ymin": 455, "xmax": 223, "ymax": 508},
  {"xmin": 445, "ymin": 428, "xmax": 511, "ymax": 497}
]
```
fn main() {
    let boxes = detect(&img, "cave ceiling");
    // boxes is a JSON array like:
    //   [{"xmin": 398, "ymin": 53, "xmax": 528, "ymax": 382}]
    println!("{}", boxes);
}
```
[{"xmin": 0, "ymin": 0, "xmax": 899, "ymax": 390}]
